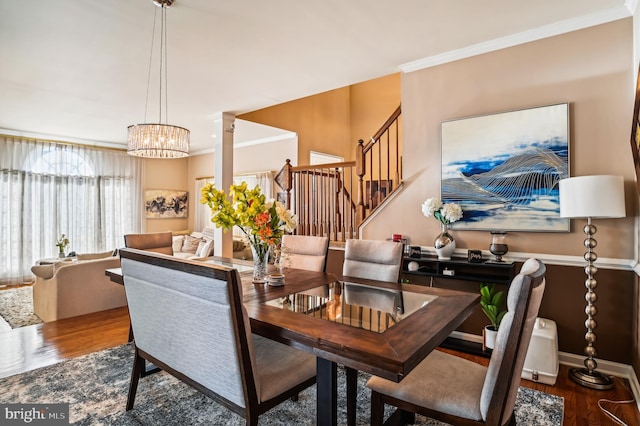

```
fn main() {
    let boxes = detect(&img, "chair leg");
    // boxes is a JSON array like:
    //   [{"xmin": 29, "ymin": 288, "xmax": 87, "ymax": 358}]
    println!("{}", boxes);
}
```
[
  {"xmin": 370, "ymin": 390, "xmax": 385, "ymax": 426},
  {"xmin": 346, "ymin": 367, "xmax": 357, "ymax": 426},
  {"xmin": 126, "ymin": 350, "xmax": 145, "ymax": 411}
]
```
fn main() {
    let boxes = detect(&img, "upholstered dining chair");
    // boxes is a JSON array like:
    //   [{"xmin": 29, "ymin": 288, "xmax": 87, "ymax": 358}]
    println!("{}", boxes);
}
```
[
  {"xmin": 366, "ymin": 258, "xmax": 547, "ymax": 426},
  {"xmin": 123, "ymin": 231, "xmax": 173, "ymax": 255},
  {"xmin": 342, "ymin": 238, "xmax": 404, "ymax": 425},
  {"xmin": 119, "ymin": 248, "xmax": 317, "ymax": 425},
  {"xmin": 281, "ymin": 234, "xmax": 330, "ymax": 272},
  {"xmin": 342, "ymin": 238, "xmax": 404, "ymax": 283}
]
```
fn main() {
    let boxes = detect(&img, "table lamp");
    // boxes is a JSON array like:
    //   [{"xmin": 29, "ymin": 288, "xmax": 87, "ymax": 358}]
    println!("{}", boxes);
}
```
[{"xmin": 559, "ymin": 175, "xmax": 625, "ymax": 390}]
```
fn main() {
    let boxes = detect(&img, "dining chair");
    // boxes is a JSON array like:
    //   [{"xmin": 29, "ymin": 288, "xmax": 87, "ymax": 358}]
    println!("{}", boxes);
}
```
[
  {"xmin": 342, "ymin": 238, "xmax": 404, "ymax": 425},
  {"xmin": 342, "ymin": 238, "xmax": 404, "ymax": 282},
  {"xmin": 281, "ymin": 234, "xmax": 329, "ymax": 272},
  {"xmin": 119, "ymin": 248, "xmax": 317, "ymax": 425},
  {"xmin": 366, "ymin": 258, "xmax": 547, "ymax": 426},
  {"xmin": 123, "ymin": 231, "xmax": 173, "ymax": 255}
]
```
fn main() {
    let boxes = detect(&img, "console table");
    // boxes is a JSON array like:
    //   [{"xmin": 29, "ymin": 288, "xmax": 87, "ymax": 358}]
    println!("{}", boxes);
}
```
[
  {"xmin": 401, "ymin": 255, "xmax": 516, "ymax": 357},
  {"xmin": 401, "ymin": 256, "xmax": 516, "ymax": 285}
]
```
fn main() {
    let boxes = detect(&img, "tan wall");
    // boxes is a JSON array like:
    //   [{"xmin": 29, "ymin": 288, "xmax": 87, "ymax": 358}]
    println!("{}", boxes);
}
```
[
  {"xmin": 360, "ymin": 19, "xmax": 637, "ymax": 364},
  {"xmin": 238, "ymin": 87, "xmax": 352, "ymax": 165},
  {"xmin": 143, "ymin": 157, "xmax": 189, "ymax": 233},
  {"xmin": 365, "ymin": 20, "xmax": 636, "ymax": 260},
  {"xmin": 239, "ymin": 75, "xmax": 402, "ymax": 166},
  {"xmin": 349, "ymin": 73, "xmax": 402, "ymax": 146}
]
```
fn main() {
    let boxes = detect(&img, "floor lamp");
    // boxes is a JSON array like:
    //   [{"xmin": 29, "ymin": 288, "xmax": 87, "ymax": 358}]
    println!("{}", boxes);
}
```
[{"xmin": 559, "ymin": 175, "xmax": 626, "ymax": 390}]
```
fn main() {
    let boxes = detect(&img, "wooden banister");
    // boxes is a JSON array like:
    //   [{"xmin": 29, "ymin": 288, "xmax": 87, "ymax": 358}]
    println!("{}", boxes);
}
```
[{"xmin": 276, "ymin": 105, "xmax": 402, "ymax": 242}]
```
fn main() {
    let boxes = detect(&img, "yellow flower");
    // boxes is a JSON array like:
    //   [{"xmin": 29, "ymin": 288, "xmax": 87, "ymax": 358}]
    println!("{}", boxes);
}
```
[{"xmin": 200, "ymin": 182, "xmax": 298, "ymax": 261}]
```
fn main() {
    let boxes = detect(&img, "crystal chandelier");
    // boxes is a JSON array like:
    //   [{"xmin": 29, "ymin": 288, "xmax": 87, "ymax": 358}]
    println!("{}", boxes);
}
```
[{"xmin": 128, "ymin": 0, "xmax": 189, "ymax": 158}]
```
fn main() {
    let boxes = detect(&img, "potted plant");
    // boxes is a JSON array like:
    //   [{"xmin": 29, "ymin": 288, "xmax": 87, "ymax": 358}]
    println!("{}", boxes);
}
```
[{"xmin": 480, "ymin": 283, "xmax": 507, "ymax": 350}]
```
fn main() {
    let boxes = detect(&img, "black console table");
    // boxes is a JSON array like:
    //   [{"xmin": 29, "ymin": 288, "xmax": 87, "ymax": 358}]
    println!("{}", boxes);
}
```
[
  {"xmin": 401, "ymin": 256, "xmax": 516, "ymax": 285},
  {"xmin": 401, "ymin": 255, "xmax": 516, "ymax": 357}
]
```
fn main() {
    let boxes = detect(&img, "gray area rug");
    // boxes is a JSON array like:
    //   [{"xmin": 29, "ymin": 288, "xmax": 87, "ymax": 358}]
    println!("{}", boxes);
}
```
[
  {"xmin": 0, "ymin": 343, "xmax": 564, "ymax": 425},
  {"xmin": 0, "ymin": 285, "xmax": 43, "ymax": 328}
]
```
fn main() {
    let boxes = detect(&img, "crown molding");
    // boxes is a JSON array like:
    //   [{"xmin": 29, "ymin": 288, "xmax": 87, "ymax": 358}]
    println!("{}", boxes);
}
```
[{"xmin": 400, "ymin": 6, "xmax": 632, "ymax": 73}]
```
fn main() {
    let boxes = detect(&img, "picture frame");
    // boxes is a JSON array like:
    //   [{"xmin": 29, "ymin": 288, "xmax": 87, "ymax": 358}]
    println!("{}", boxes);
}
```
[
  {"xmin": 145, "ymin": 189, "xmax": 188, "ymax": 219},
  {"xmin": 366, "ymin": 180, "xmax": 393, "ymax": 209},
  {"xmin": 441, "ymin": 103, "xmax": 569, "ymax": 232}
]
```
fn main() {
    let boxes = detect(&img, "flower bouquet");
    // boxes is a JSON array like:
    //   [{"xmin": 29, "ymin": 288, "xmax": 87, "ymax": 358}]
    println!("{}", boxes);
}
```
[
  {"xmin": 200, "ymin": 182, "xmax": 297, "ymax": 283},
  {"xmin": 421, "ymin": 198, "xmax": 463, "ymax": 260},
  {"xmin": 56, "ymin": 234, "xmax": 70, "ymax": 258}
]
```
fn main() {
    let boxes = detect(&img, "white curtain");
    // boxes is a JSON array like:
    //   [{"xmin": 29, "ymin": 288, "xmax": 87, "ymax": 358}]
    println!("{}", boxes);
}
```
[
  {"xmin": 194, "ymin": 177, "xmax": 214, "ymax": 232},
  {"xmin": 0, "ymin": 135, "xmax": 143, "ymax": 284}
]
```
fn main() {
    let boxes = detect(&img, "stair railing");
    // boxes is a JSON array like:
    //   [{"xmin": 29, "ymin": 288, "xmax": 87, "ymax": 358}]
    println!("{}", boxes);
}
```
[{"xmin": 275, "ymin": 105, "xmax": 401, "ymax": 242}]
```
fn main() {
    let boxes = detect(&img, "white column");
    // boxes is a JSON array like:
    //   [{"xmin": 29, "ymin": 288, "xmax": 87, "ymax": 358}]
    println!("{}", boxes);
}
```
[{"xmin": 212, "ymin": 112, "xmax": 235, "ymax": 258}]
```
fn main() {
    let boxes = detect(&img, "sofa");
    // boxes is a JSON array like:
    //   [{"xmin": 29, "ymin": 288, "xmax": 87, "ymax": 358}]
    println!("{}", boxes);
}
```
[
  {"xmin": 172, "ymin": 228, "xmax": 253, "ymax": 260},
  {"xmin": 31, "ymin": 251, "xmax": 126, "ymax": 322}
]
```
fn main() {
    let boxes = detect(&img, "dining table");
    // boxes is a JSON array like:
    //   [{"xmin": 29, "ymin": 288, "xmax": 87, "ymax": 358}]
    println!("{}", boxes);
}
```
[{"xmin": 106, "ymin": 256, "xmax": 479, "ymax": 426}]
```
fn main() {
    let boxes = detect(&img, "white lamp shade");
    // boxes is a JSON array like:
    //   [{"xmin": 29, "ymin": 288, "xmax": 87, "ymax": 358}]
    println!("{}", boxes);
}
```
[{"xmin": 559, "ymin": 175, "xmax": 625, "ymax": 218}]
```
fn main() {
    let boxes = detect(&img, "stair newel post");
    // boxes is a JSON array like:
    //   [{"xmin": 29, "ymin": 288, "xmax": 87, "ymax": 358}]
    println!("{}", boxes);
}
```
[
  {"xmin": 275, "ymin": 159, "xmax": 293, "ymax": 208},
  {"xmin": 356, "ymin": 139, "xmax": 366, "ymax": 226}
]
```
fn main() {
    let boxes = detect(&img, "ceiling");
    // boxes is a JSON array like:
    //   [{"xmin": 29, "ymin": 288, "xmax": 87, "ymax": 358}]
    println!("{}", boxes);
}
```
[{"xmin": 0, "ymin": 0, "xmax": 633, "ymax": 154}]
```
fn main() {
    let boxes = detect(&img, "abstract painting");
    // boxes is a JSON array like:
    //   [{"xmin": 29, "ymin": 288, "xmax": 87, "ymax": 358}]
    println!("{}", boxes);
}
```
[
  {"xmin": 145, "ymin": 190, "xmax": 188, "ymax": 219},
  {"xmin": 441, "ymin": 103, "xmax": 569, "ymax": 231}
]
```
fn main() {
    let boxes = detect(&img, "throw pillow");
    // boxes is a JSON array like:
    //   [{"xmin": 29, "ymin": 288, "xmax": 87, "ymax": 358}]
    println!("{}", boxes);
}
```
[
  {"xmin": 195, "ymin": 238, "xmax": 214, "ymax": 258},
  {"xmin": 201, "ymin": 227, "xmax": 216, "ymax": 240},
  {"xmin": 172, "ymin": 235, "xmax": 184, "ymax": 252},
  {"xmin": 181, "ymin": 235, "xmax": 200, "ymax": 254},
  {"xmin": 232, "ymin": 238, "xmax": 246, "ymax": 251}
]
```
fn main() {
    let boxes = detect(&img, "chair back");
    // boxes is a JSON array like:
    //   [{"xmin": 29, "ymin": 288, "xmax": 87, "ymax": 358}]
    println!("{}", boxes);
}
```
[
  {"xmin": 480, "ymin": 258, "xmax": 546, "ymax": 425},
  {"xmin": 281, "ymin": 234, "xmax": 329, "ymax": 272},
  {"xmin": 342, "ymin": 239, "xmax": 403, "ymax": 283},
  {"xmin": 119, "ymin": 248, "xmax": 259, "ymax": 411},
  {"xmin": 123, "ymin": 232, "xmax": 173, "ymax": 255}
]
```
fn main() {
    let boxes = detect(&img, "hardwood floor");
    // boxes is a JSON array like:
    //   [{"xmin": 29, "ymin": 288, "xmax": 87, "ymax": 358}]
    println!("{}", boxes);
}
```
[{"xmin": 1, "ymin": 307, "xmax": 638, "ymax": 425}]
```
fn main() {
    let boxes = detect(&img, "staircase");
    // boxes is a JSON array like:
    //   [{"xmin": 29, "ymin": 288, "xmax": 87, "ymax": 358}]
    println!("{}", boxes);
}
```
[{"xmin": 275, "ymin": 105, "xmax": 402, "ymax": 242}]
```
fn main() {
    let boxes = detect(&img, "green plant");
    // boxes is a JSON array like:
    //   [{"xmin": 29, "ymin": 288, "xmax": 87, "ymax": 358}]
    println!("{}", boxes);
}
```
[{"xmin": 480, "ymin": 283, "xmax": 507, "ymax": 330}]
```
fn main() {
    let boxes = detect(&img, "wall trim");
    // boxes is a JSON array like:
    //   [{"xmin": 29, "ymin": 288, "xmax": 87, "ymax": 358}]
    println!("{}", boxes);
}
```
[
  {"xmin": 400, "ymin": 6, "xmax": 632, "ymax": 73},
  {"xmin": 415, "ymin": 246, "xmax": 637, "ymax": 272}
]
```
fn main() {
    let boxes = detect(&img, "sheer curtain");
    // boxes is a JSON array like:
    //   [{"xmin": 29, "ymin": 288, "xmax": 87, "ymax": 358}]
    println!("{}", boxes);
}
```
[
  {"xmin": 194, "ymin": 177, "xmax": 214, "ymax": 232},
  {"xmin": 0, "ymin": 135, "xmax": 143, "ymax": 285}
]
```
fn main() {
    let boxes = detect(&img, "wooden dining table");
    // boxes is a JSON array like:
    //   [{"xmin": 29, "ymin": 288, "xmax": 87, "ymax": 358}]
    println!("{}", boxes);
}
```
[{"xmin": 107, "ymin": 256, "xmax": 479, "ymax": 426}]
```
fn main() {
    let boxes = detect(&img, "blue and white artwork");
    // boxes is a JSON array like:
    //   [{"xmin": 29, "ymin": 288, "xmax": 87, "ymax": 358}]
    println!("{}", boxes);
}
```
[{"xmin": 441, "ymin": 103, "xmax": 569, "ymax": 232}]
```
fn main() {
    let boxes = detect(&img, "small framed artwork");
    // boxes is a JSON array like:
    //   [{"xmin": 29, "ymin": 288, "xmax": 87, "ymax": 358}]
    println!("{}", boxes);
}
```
[
  {"xmin": 441, "ymin": 103, "xmax": 569, "ymax": 232},
  {"xmin": 145, "ymin": 190, "xmax": 188, "ymax": 218},
  {"xmin": 366, "ymin": 180, "xmax": 393, "ymax": 209}
]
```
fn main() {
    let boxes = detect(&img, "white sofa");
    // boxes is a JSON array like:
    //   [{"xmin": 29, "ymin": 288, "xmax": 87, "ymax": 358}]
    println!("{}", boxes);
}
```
[
  {"xmin": 172, "ymin": 228, "xmax": 253, "ymax": 260},
  {"xmin": 31, "ymin": 252, "xmax": 126, "ymax": 322}
]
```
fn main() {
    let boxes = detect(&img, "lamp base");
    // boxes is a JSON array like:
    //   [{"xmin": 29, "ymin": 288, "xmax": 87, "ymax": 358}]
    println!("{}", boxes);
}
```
[{"xmin": 569, "ymin": 367, "xmax": 614, "ymax": 390}]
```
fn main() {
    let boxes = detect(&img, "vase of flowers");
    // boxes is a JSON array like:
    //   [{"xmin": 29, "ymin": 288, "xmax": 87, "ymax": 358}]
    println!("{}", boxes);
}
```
[
  {"xmin": 421, "ymin": 198, "xmax": 463, "ymax": 260},
  {"xmin": 56, "ymin": 234, "xmax": 70, "ymax": 258},
  {"xmin": 200, "ymin": 182, "xmax": 297, "ymax": 283}
]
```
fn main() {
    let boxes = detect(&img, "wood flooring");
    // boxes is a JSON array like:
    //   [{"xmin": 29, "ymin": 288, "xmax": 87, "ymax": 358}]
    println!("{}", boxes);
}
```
[{"xmin": 0, "ymin": 306, "xmax": 638, "ymax": 425}]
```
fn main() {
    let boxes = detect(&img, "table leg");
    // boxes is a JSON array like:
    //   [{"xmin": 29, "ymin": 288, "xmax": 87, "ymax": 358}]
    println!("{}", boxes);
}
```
[
  {"xmin": 346, "ymin": 367, "xmax": 357, "ymax": 426},
  {"xmin": 316, "ymin": 357, "xmax": 337, "ymax": 426}
]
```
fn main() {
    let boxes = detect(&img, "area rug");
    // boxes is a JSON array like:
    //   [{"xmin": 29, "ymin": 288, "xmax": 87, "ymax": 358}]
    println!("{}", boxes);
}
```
[
  {"xmin": 0, "ymin": 285, "xmax": 43, "ymax": 328},
  {"xmin": 0, "ymin": 344, "xmax": 563, "ymax": 425}
]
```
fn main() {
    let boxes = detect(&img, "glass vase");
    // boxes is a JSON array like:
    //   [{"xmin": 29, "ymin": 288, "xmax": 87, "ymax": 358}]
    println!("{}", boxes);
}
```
[
  {"xmin": 250, "ymin": 243, "xmax": 270, "ymax": 284},
  {"xmin": 434, "ymin": 223, "xmax": 455, "ymax": 260}
]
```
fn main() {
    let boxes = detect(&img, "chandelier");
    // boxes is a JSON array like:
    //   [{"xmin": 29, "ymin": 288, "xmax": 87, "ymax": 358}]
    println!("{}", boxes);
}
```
[{"xmin": 127, "ymin": 0, "xmax": 189, "ymax": 158}]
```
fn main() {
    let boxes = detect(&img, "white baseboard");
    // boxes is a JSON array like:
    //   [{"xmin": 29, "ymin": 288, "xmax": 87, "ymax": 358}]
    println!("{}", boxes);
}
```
[
  {"xmin": 559, "ymin": 351, "xmax": 640, "ymax": 412},
  {"xmin": 450, "ymin": 331, "xmax": 640, "ymax": 411}
]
